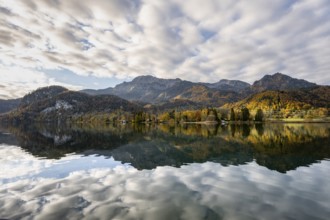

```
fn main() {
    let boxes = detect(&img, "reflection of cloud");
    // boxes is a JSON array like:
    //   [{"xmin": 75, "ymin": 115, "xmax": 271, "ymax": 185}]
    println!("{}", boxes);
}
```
[
  {"xmin": 0, "ymin": 145, "xmax": 329, "ymax": 219},
  {"xmin": 0, "ymin": 145, "xmax": 54, "ymax": 179},
  {"xmin": 0, "ymin": 145, "xmax": 126, "ymax": 181}
]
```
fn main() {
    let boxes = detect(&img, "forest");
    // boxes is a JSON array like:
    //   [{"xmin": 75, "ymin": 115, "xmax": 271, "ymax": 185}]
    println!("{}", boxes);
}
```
[{"xmin": 72, "ymin": 105, "xmax": 329, "ymax": 125}]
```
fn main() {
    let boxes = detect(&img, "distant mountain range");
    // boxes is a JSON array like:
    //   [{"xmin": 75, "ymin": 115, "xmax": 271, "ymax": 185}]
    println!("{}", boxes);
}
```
[
  {"xmin": 0, "ymin": 73, "xmax": 328, "ymax": 122},
  {"xmin": 82, "ymin": 75, "xmax": 250, "ymax": 103},
  {"xmin": 82, "ymin": 72, "xmax": 322, "ymax": 106}
]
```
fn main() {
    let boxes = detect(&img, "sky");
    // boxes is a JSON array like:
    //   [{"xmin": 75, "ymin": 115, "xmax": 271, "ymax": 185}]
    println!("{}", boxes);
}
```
[{"xmin": 0, "ymin": 0, "xmax": 329, "ymax": 99}]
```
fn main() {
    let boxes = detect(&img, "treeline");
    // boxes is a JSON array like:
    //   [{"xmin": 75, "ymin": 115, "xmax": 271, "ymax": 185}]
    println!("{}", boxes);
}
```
[
  {"xmin": 72, "ymin": 104, "xmax": 330, "ymax": 125},
  {"xmin": 72, "ymin": 107, "xmax": 270, "ymax": 125}
]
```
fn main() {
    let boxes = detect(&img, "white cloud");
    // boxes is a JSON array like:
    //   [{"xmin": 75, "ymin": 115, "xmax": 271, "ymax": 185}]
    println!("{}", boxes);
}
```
[
  {"xmin": 0, "ymin": 0, "xmax": 329, "ymax": 94},
  {"xmin": 0, "ymin": 64, "xmax": 81, "ymax": 99}
]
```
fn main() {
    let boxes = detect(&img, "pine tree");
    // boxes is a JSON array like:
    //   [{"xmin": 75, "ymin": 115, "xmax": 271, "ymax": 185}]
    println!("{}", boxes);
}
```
[
  {"xmin": 230, "ymin": 108, "xmax": 235, "ymax": 121},
  {"xmin": 255, "ymin": 109, "xmax": 264, "ymax": 122},
  {"xmin": 241, "ymin": 107, "xmax": 250, "ymax": 121}
]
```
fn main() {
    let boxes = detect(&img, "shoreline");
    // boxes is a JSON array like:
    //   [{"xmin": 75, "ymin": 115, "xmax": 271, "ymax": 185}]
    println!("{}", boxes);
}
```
[{"xmin": 182, "ymin": 119, "xmax": 330, "ymax": 125}]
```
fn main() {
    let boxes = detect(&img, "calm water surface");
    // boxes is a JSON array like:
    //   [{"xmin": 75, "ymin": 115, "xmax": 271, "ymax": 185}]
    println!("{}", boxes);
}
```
[{"xmin": 0, "ymin": 123, "xmax": 329, "ymax": 220}]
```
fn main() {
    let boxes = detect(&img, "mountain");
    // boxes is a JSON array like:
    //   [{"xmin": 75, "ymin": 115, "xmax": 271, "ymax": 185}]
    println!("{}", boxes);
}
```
[
  {"xmin": 203, "ymin": 79, "xmax": 250, "ymax": 92},
  {"xmin": 82, "ymin": 75, "xmax": 243, "ymax": 105},
  {"xmin": 83, "ymin": 73, "xmax": 320, "ymax": 106},
  {"xmin": 0, "ymin": 98, "xmax": 21, "ymax": 114},
  {"xmin": 145, "ymin": 99, "xmax": 204, "ymax": 112},
  {"xmin": 20, "ymin": 86, "xmax": 68, "ymax": 107},
  {"xmin": 1, "ymin": 86, "xmax": 142, "ymax": 123},
  {"xmin": 81, "ymin": 73, "xmax": 324, "ymax": 109},
  {"xmin": 224, "ymin": 86, "xmax": 330, "ymax": 113},
  {"xmin": 112, "ymin": 75, "xmax": 182, "ymax": 102},
  {"xmin": 171, "ymin": 84, "xmax": 241, "ymax": 106},
  {"xmin": 83, "ymin": 75, "xmax": 182, "ymax": 101},
  {"xmin": 1, "ymin": 73, "xmax": 326, "ymax": 122},
  {"xmin": 0, "ymin": 86, "xmax": 68, "ymax": 114},
  {"xmin": 251, "ymin": 73, "xmax": 317, "ymax": 92}
]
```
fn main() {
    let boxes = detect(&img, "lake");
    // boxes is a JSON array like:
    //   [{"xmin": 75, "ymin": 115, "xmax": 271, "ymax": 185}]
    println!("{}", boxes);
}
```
[{"xmin": 0, "ymin": 123, "xmax": 330, "ymax": 220}]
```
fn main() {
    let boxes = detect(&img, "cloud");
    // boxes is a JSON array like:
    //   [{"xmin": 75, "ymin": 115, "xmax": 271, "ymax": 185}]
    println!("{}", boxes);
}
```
[
  {"xmin": 0, "ymin": 64, "xmax": 82, "ymax": 99},
  {"xmin": 0, "ymin": 144, "xmax": 329, "ymax": 219},
  {"xmin": 0, "ymin": 0, "xmax": 329, "ymax": 91}
]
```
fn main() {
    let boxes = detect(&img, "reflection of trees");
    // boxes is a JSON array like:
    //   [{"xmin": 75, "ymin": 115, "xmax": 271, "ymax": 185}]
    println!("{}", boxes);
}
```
[
  {"xmin": 144, "ymin": 123, "xmax": 330, "ymax": 172},
  {"xmin": 241, "ymin": 124, "xmax": 251, "ymax": 137},
  {"xmin": 255, "ymin": 123, "xmax": 264, "ymax": 136},
  {"xmin": 1, "ymin": 123, "xmax": 329, "ymax": 172},
  {"xmin": 230, "ymin": 124, "xmax": 236, "ymax": 137}
]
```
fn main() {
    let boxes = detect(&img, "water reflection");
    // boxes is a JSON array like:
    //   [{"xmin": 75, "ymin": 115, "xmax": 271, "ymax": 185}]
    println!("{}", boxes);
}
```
[
  {"xmin": 0, "ymin": 123, "xmax": 330, "ymax": 219},
  {"xmin": 1, "ymin": 155, "xmax": 329, "ymax": 220},
  {"xmin": 0, "ymin": 123, "xmax": 330, "ymax": 172}
]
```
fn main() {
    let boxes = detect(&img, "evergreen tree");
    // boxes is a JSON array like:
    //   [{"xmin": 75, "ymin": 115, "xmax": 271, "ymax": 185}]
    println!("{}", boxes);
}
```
[
  {"xmin": 255, "ymin": 109, "xmax": 264, "ymax": 122},
  {"xmin": 241, "ymin": 107, "xmax": 250, "ymax": 121},
  {"xmin": 230, "ymin": 108, "xmax": 235, "ymax": 121}
]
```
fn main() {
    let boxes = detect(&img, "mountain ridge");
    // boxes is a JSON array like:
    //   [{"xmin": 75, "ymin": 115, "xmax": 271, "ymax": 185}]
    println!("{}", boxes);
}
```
[
  {"xmin": 82, "ymin": 75, "xmax": 251, "ymax": 101},
  {"xmin": 1, "ymin": 87, "xmax": 142, "ymax": 123},
  {"xmin": 223, "ymin": 86, "xmax": 330, "ymax": 119},
  {"xmin": 252, "ymin": 73, "xmax": 317, "ymax": 92},
  {"xmin": 0, "ymin": 73, "xmax": 327, "ymax": 118},
  {"xmin": 82, "ymin": 72, "xmax": 320, "ymax": 105}
]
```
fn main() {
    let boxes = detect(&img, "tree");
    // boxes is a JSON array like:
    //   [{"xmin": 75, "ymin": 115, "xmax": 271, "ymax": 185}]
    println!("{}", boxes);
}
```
[
  {"xmin": 207, "ymin": 108, "xmax": 220, "ymax": 122},
  {"xmin": 218, "ymin": 108, "xmax": 229, "ymax": 120},
  {"xmin": 194, "ymin": 110, "xmax": 202, "ymax": 122},
  {"xmin": 134, "ymin": 112, "xmax": 145, "ymax": 123},
  {"xmin": 169, "ymin": 110, "xmax": 175, "ymax": 120},
  {"xmin": 255, "ymin": 109, "xmax": 264, "ymax": 122},
  {"xmin": 230, "ymin": 108, "xmax": 235, "ymax": 121},
  {"xmin": 241, "ymin": 107, "xmax": 250, "ymax": 121},
  {"xmin": 158, "ymin": 112, "xmax": 170, "ymax": 122}
]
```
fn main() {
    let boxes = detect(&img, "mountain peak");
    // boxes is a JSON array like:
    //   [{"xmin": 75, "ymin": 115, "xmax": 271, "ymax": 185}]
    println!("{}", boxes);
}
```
[
  {"xmin": 131, "ymin": 75, "xmax": 181, "ymax": 84},
  {"xmin": 252, "ymin": 73, "xmax": 317, "ymax": 92},
  {"xmin": 109, "ymin": 75, "xmax": 183, "ymax": 102},
  {"xmin": 132, "ymin": 75, "xmax": 157, "ymax": 82},
  {"xmin": 273, "ymin": 72, "xmax": 285, "ymax": 76},
  {"xmin": 20, "ymin": 86, "xmax": 68, "ymax": 107}
]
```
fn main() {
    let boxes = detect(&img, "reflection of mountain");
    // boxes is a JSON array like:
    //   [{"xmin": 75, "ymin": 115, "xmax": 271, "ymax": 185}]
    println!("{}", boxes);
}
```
[
  {"xmin": 0, "ymin": 127, "xmax": 19, "ymax": 146},
  {"xmin": 230, "ymin": 124, "xmax": 330, "ymax": 172},
  {"xmin": 1, "ymin": 123, "xmax": 329, "ymax": 173},
  {"xmin": 1, "ymin": 124, "xmax": 138, "ymax": 159}
]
